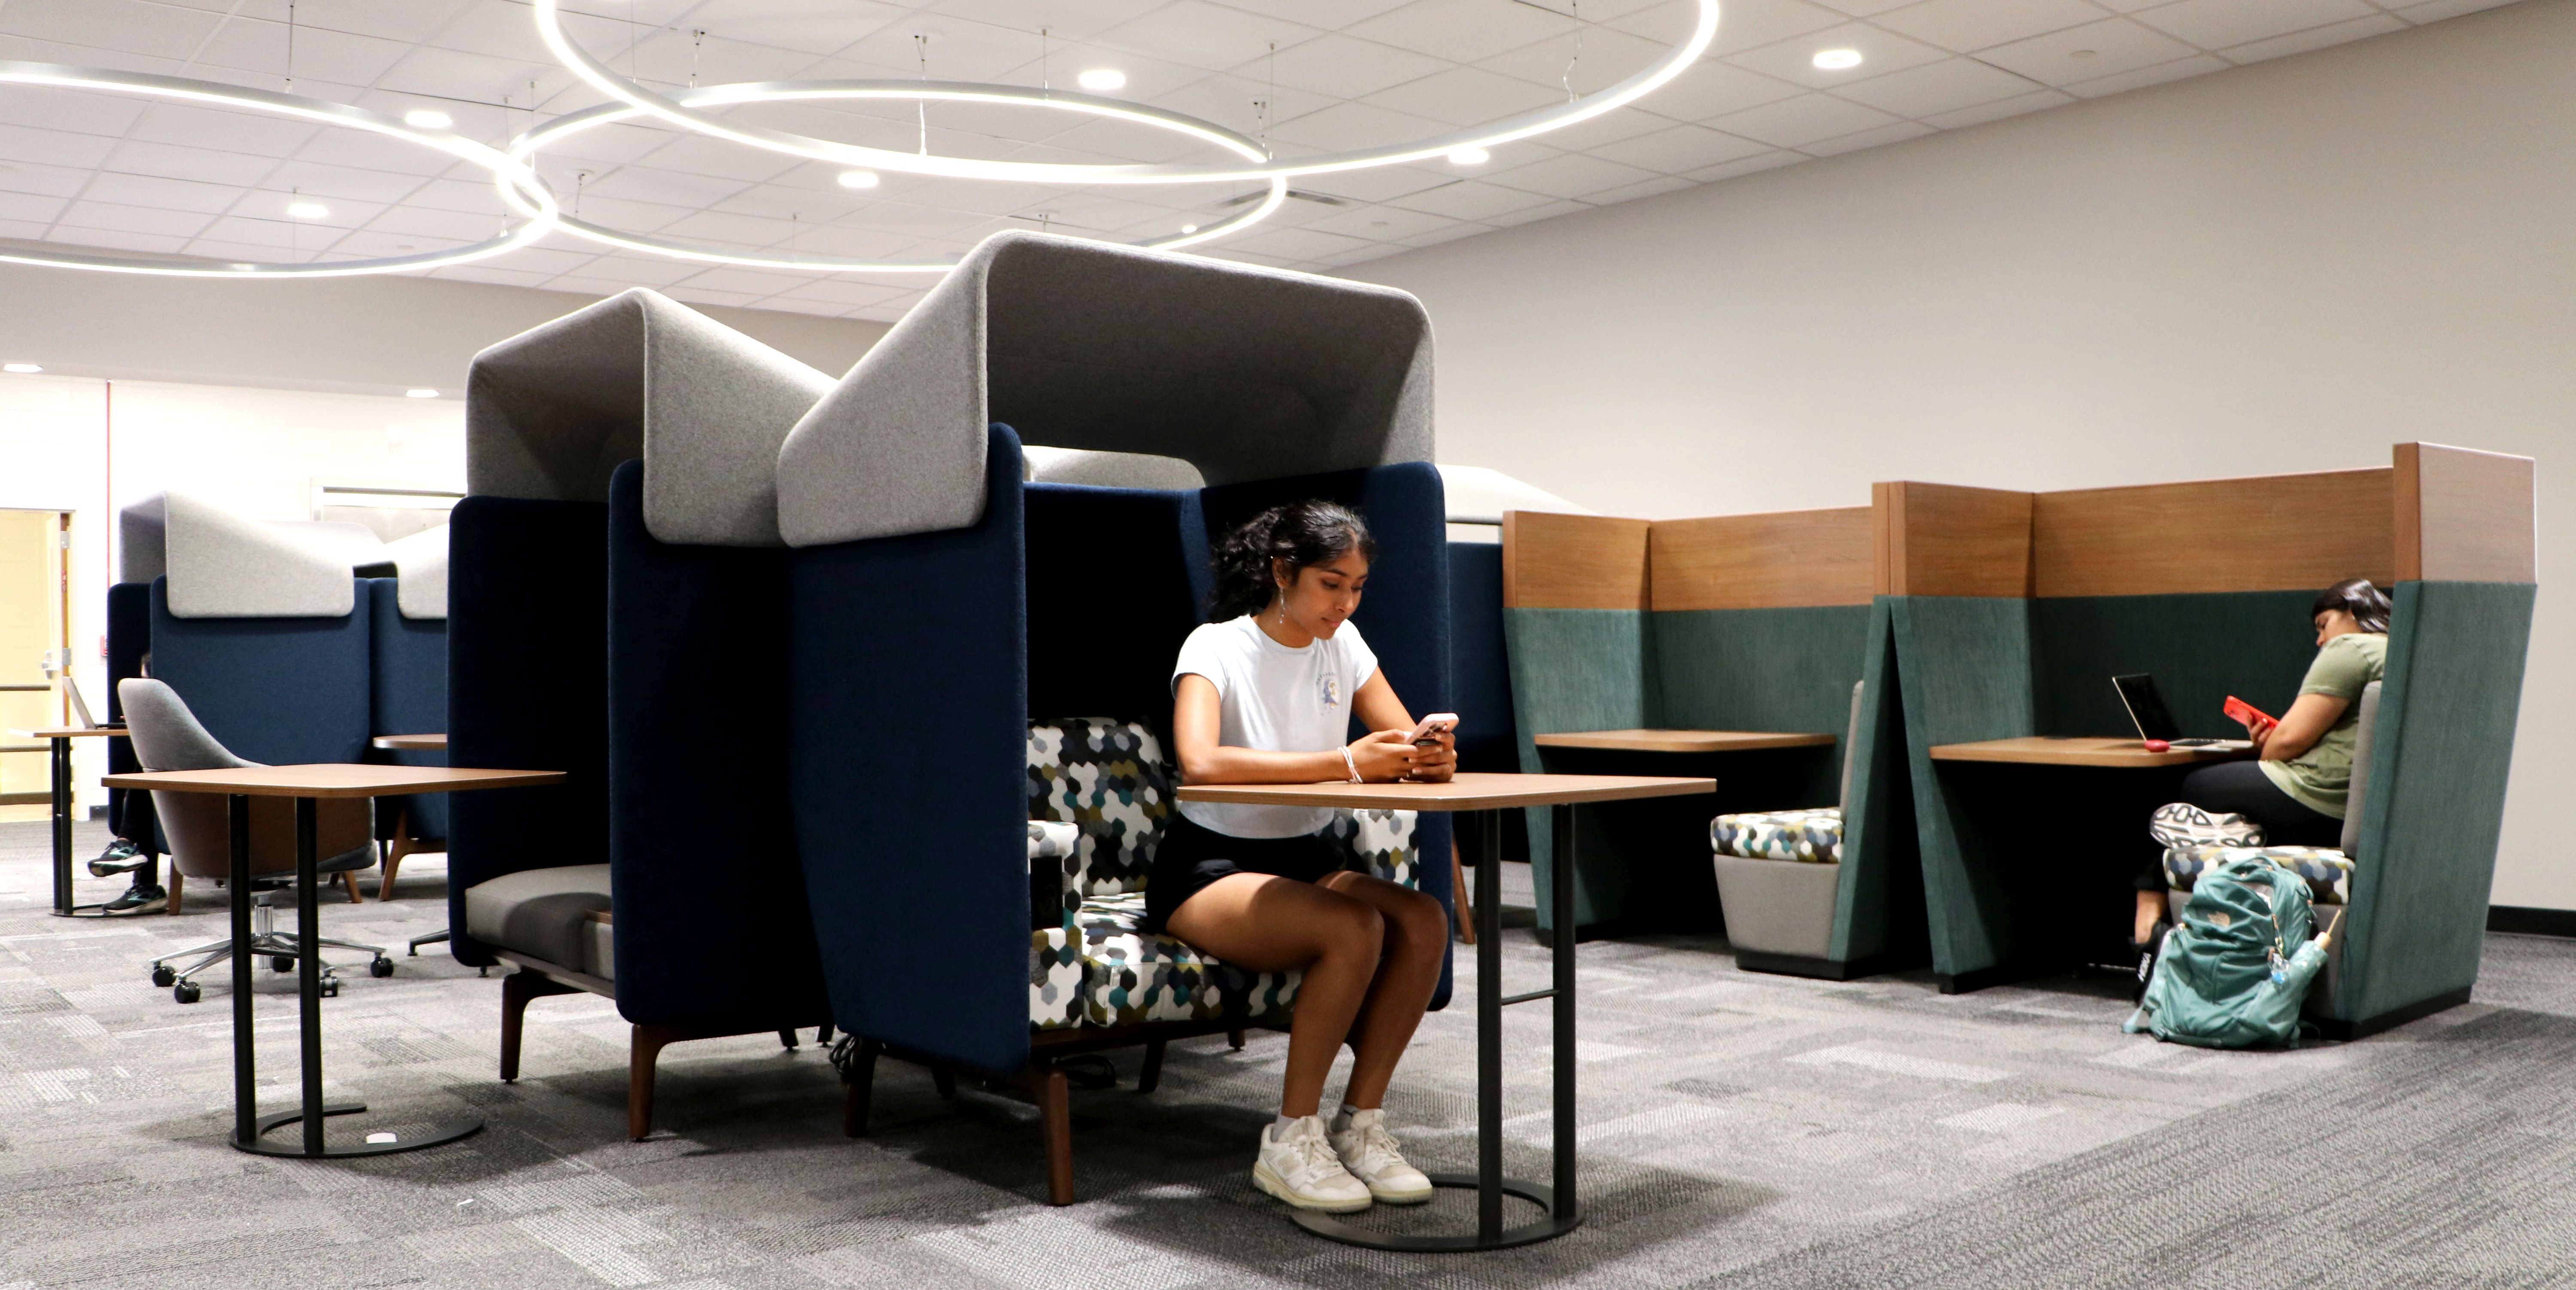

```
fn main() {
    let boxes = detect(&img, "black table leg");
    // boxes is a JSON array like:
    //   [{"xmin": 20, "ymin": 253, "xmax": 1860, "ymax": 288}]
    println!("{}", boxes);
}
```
[
  {"xmin": 230, "ymin": 794, "xmax": 255, "ymax": 1147},
  {"xmin": 49, "ymin": 736, "xmax": 71, "ymax": 916},
  {"xmin": 1291, "ymin": 808, "xmax": 1583, "ymax": 1252},
  {"xmin": 232, "ymin": 794, "xmax": 480, "ymax": 1159}
]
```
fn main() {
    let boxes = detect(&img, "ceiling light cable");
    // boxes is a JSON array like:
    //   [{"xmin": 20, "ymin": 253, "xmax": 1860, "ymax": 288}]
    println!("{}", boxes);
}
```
[
  {"xmin": 1563, "ymin": 0, "xmax": 1582, "ymax": 103},
  {"xmin": 690, "ymin": 30, "xmax": 703, "ymax": 88},
  {"xmin": 284, "ymin": 0, "xmax": 295, "ymax": 92},
  {"xmin": 916, "ymin": 34, "xmax": 930, "ymax": 155}
]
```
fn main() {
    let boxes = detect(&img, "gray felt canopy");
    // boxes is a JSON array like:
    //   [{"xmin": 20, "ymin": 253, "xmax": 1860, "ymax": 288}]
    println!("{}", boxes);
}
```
[
  {"xmin": 776, "ymin": 230, "xmax": 1434, "ymax": 548},
  {"xmin": 465, "ymin": 288, "xmax": 832, "ymax": 547}
]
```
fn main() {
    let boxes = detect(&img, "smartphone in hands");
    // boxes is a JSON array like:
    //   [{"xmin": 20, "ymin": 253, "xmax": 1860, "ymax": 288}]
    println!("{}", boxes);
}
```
[
  {"xmin": 1406, "ymin": 713, "xmax": 1458, "ymax": 746},
  {"xmin": 2222, "ymin": 695, "xmax": 2278, "ymax": 733}
]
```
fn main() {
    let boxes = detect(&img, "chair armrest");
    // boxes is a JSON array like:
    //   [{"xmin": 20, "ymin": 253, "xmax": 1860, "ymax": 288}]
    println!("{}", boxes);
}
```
[{"xmin": 1030, "ymin": 821, "xmax": 1080, "ymax": 931}]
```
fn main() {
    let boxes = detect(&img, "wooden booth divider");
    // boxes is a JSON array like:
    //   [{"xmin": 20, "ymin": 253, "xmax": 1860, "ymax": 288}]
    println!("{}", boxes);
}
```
[{"xmin": 1881, "ymin": 443, "xmax": 2534, "ymax": 1036}]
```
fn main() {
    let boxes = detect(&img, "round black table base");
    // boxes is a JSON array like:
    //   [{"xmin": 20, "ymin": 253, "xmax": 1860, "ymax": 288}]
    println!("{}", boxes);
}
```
[
  {"xmin": 232, "ymin": 1103, "xmax": 485, "ymax": 1157},
  {"xmin": 1290, "ymin": 1173, "xmax": 1581, "ymax": 1252}
]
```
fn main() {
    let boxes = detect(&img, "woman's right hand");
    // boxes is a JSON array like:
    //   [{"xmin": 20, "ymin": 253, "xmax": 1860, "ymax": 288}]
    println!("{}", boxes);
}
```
[{"xmin": 1348, "ymin": 729, "xmax": 1416, "ymax": 781}]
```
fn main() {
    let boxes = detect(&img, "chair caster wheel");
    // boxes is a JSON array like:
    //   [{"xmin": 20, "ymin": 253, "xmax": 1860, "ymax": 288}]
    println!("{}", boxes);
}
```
[
  {"xmin": 369, "ymin": 957, "xmax": 394, "ymax": 978},
  {"xmin": 152, "ymin": 965, "xmax": 176, "ymax": 987},
  {"xmin": 173, "ymin": 982, "xmax": 201, "ymax": 1004},
  {"xmin": 271, "ymin": 955, "xmax": 295, "ymax": 973},
  {"xmin": 321, "ymin": 980, "xmax": 340, "ymax": 999}
]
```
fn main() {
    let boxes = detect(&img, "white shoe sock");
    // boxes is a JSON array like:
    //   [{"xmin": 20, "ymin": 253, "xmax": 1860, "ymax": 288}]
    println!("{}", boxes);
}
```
[{"xmin": 1271, "ymin": 1113, "xmax": 1302, "ymax": 1141}]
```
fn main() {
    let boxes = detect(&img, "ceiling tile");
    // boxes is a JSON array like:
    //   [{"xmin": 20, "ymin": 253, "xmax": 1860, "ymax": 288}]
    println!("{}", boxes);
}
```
[
  {"xmin": 261, "ymin": 163, "xmax": 426, "ymax": 206},
  {"xmin": 1268, "ymin": 100, "xmax": 1453, "ymax": 151},
  {"xmin": 407, "ymin": 177, "xmax": 522, "ymax": 213},
  {"xmin": 581, "ymin": 164, "xmax": 758, "ymax": 208},
  {"xmin": 2221, "ymin": 13, "xmax": 2407, "ymax": 63},
  {"xmin": 1225, "ymin": 223, "xmax": 1376, "ymax": 260},
  {"xmin": 1870, "ymin": 0, "xmax": 2109, "ymax": 53},
  {"xmin": 657, "ymin": 0, "xmax": 911, "ymax": 56},
  {"xmin": 2129, "ymin": 0, "xmax": 2380, "ymax": 49},
  {"xmin": 2060, "ymin": 51, "xmax": 2227, "ymax": 96},
  {"xmin": 1829, "ymin": 56, "xmax": 2047, "ymax": 119},
  {"xmin": 45, "ymin": 225, "xmax": 191, "ymax": 253},
  {"xmin": 1392, "ymin": 217, "xmax": 1493, "ymax": 249},
  {"xmin": 76, "ymin": 171, "xmax": 248, "ymax": 214},
  {"xmin": 1477, "ymin": 25, "xmax": 1670, "ymax": 92},
  {"xmin": 183, "ymin": 214, "xmax": 300, "ymax": 247},
  {"xmin": 1292, "ymin": 161, "xmax": 1458, "ymax": 203},
  {"xmin": 1522, "ymin": 106, "xmax": 1687, "ymax": 152},
  {"xmin": 0, "ymin": 191, "xmax": 66, "ymax": 223},
  {"xmin": 433, "ymin": 263, "xmax": 561, "ymax": 287},
  {"xmin": 1610, "ymin": 60, "xmax": 1803, "ymax": 120},
  {"xmin": 2391, "ymin": 0, "xmax": 2525, "ymax": 18},
  {"xmin": 1976, "ymin": 18, "xmax": 2200, "ymax": 85},
  {"xmin": 917, "ymin": 0, "xmax": 1170, "ymax": 42},
  {"xmin": 1258, "ymin": 33, "xmax": 1451, "ymax": 98},
  {"xmin": 1707, "ymin": 92, "xmax": 1900, "ymax": 147},
  {"xmin": 0, "ymin": 0, "xmax": 223, "ymax": 61},
  {"xmin": 0, "ymin": 163, "xmax": 97, "ymax": 200},
  {"xmin": 1687, "ymin": 0, "xmax": 1848, "ymax": 56},
  {"xmin": 1297, "ymin": 201, "xmax": 1462, "ymax": 240},
  {"xmin": 1919, "ymin": 86, "xmax": 2075, "ymax": 129},
  {"xmin": 191, "ymin": 20, "xmax": 416, "ymax": 85},
  {"xmin": 0, "ymin": 123, "xmax": 119, "ymax": 170},
  {"xmin": 1481, "ymin": 195, "xmax": 1589, "ymax": 227},
  {"xmin": 365, "ymin": 203, "xmax": 517, "ymax": 240},
  {"xmin": 1482, "ymin": 150, "xmax": 1662, "ymax": 198},
  {"xmin": 1723, "ymin": 21, "xmax": 1953, "ymax": 89},
  {"xmin": 326, "ymin": 229, "xmax": 467, "ymax": 259},
  {"xmin": 1361, "ymin": 65, "xmax": 1566, "ymax": 126},
  {"xmin": 1099, "ymin": 0, "xmax": 1322, "ymax": 68},
  {"xmin": 1809, "ymin": 0, "xmax": 1915, "ymax": 13},
  {"xmin": 0, "ymin": 85, "xmax": 149, "ymax": 137},
  {"xmin": 1799, "ymin": 119, "xmax": 1933, "ymax": 155},
  {"xmin": 1580, "ymin": 173, "xmax": 1695, "ymax": 204},
  {"xmin": 57, "ymin": 200, "xmax": 212, "ymax": 237},
  {"xmin": 1386, "ymin": 176, "xmax": 1561, "ymax": 219},
  {"xmin": 100, "ymin": 140, "xmax": 277, "ymax": 188},
  {"xmin": 1589, "ymin": 123, "xmax": 1771, "ymax": 172},
  {"xmin": 1345, "ymin": 0, "xmax": 1573, "ymax": 64},
  {"xmin": 1680, "ymin": 149, "xmax": 1805, "ymax": 181}
]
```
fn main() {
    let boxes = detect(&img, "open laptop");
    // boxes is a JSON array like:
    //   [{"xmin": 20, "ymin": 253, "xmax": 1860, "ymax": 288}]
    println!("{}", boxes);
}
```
[{"xmin": 2111, "ymin": 674, "xmax": 2219, "ymax": 746}]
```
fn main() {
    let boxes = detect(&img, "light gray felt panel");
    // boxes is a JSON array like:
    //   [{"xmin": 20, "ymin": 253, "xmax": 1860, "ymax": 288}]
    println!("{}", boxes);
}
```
[
  {"xmin": 778, "ymin": 229, "xmax": 1434, "ymax": 547},
  {"xmin": 161, "ymin": 493, "xmax": 360, "ymax": 619},
  {"xmin": 385, "ymin": 524, "xmax": 449, "ymax": 620},
  {"xmin": 465, "ymin": 288, "xmax": 830, "ymax": 546},
  {"xmin": 118, "ymin": 493, "xmax": 165, "ymax": 584}
]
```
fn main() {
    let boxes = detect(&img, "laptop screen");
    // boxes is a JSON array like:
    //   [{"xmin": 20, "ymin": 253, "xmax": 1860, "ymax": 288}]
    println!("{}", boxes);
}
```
[{"xmin": 2111, "ymin": 674, "xmax": 2181, "ymax": 742}]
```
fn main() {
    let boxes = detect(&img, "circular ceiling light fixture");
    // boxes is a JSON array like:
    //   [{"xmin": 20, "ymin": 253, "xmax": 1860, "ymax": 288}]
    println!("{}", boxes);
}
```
[
  {"xmin": 532, "ymin": 0, "xmax": 1720, "ymax": 186},
  {"xmin": 1075, "ymin": 68, "xmax": 1127, "ymax": 92},
  {"xmin": 502, "ymin": 81, "xmax": 1287, "ymax": 273},
  {"xmin": 0, "ymin": 61, "xmax": 556, "ymax": 277},
  {"xmin": 1811, "ymin": 48, "xmax": 1863, "ymax": 70}
]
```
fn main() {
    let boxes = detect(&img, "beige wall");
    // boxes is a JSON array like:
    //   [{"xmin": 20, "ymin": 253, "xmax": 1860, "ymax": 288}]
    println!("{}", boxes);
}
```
[
  {"xmin": 0, "ymin": 267, "xmax": 890, "ymax": 395},
  {"xmin": 1353, "ymin": 1, "xmax": 2570, "ymax": 907}
]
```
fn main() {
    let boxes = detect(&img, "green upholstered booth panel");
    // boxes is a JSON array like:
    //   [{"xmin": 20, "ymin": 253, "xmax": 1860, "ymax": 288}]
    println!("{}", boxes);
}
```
[
  {"xmin": 1504, "ymin": 607, "xmax": 1653, "ymax": 931},
  {"xmin": 1829, "ymin": 602, "xmax": 1927, "ymax": 965},
  {"xmin": 1889, "ymin": 595, "xmax": 2035, "ymax": 979},
  {"xmin": 2031, "ymin": 591, "xmax": 2319, "ymax": 739},
  {"xmin": 1655, "ymin": 605, "xmax": 1871, "ymax": 806},
  {"xmin": 2337, "ymin": 581, "xmax": 2535, "ymax": 1025}
]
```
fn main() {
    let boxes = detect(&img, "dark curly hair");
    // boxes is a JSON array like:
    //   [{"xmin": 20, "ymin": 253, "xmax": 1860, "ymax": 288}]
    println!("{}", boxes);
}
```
[
  {"xmin": 1209, "ymin": 501, "xmax": 1376, "ymax": 622},
  {"xmin": 2313, "ymin": 578, "xmax": 2392, "ymax": 634}
]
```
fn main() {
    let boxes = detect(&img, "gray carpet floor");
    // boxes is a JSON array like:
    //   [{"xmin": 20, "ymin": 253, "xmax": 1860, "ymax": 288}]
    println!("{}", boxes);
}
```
[{"xmin": 3, "ymin": 818, "xmax": 2572, "ymax": 1289}]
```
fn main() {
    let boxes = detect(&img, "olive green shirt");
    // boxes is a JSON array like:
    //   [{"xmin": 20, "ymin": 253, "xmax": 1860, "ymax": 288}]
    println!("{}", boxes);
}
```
[{"xmin": 2259, "ymin": 631, "xmax": 2388, "ymax": 819}]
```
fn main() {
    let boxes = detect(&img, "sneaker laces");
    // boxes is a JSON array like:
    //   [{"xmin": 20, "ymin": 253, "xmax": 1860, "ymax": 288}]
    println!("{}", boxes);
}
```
[
  {"xmin": 1284, "ymin": 1121, "xmax": 1346, "ymax": 1180},
  {"xmin": 1346, "ymin": 1120, "xmax": 1408, "ymax": 1174}
]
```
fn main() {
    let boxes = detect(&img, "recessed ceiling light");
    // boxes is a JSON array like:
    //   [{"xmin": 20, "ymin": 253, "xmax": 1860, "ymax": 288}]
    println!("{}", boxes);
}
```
[
  {"xmin": 1812, "ymin": 49, "xmax": 1863, "ymax": 70},
  {"xmin": 403, "ymin": 108, "xmax": 453, "ymax": 129},
  {"xmin": 231, "ymin": 263, "xmax": 256, "ymax": 271},
  {"xmin": 2069, "ymin": 49, "xmax": 2097, "ymax": 60},
  {"xmin": 837, "ymin": 169, "xmax": 880, "ymax": 189},
  {"xmin": 1076, "ymin": 68, "xmax": 1126, "ymax": 91},
  {"xmin": 3, "ymin": 362, "xmax": 40, "ymax": 373},
  {"xmin": 288, "ymin": 201, "xmax": 329, "ymax": 218},
  {"xmin": 405, "ymin": 388, "xmax": 439, "ymax": 399},
  {"xmin": 1447, "ymin": 146, "xmax": 1489, "ymax": 166},
  {"xmin": 1181, "ymin": 223, "xmax": 1199, "ymax": 234}
]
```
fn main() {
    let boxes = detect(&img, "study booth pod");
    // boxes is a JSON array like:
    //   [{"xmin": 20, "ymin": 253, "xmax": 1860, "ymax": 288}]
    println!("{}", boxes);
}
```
[
  {"xmin": 1884, "ymin": 444, "xmax": 2536, "ymax": 1037},
  {"xmin": 1499, "ymin": 506, "xmax": 1923, "ymax": 978},
  {"xmin": 450, "ymin": 288, "xmax": 837, "ymax": 1137},
  {"xmin": 774, "ymin": 231, "xmax": 1453, "ymax": 1202}
]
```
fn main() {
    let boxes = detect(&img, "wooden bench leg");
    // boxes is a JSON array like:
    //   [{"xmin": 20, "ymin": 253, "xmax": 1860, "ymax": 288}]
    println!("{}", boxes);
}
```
[
  {"xmin": 1027, "ymin": 1063, "xmax": 1074, "ymax": 1205},
  {"xmin": 168, "ymin": 870, "xmax": 183, "ymax": 916},
  {"xmin": 631, "ymin": 1024, "xmax": 679, "ymax": 1140},
  {"xmin": 499, "ymin": 970, "xmax": 580, "ymax": 1083},
  {"xmin": 1228, "ymin": 1029, "xmax": 1245, "ymax": 1050},
  {"xmin": 377, "ymin": 834, "xmax": 409, "ymax": 902},
  {"xmin": 842, "ymin": 1038, "xmax": 881, "ymax": 1138},
  {"xmin": 1138, "ymin": 1038, "xmax": 1167, "ymax": 1094}
]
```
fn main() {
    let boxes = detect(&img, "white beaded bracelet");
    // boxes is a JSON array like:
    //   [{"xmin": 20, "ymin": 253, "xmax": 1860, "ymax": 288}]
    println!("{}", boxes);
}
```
[{"xmin": 1341, "ymin": 746, "xmax": 1361, "ymax": 782}]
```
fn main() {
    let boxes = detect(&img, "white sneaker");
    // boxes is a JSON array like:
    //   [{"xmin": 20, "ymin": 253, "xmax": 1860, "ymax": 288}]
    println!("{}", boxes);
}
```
[
  {"xmin": 1254, "ymin": 1115, "xmax": 1373, "ymax": 1213},
  {"xmin": 1329, "ymin": 1109, "xmax": 1434, "ymax": 1205}
]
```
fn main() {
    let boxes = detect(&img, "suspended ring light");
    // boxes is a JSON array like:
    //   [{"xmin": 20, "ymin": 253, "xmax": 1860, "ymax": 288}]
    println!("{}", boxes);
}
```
[
  {"xmin": 532, "ymin": 0, "xmax": 1721, "ymax": 184},
  {"xmin": 0, "ymin": 61, "xmax": 556, "ymax": 277},
  {"xmin": 500, "ymin": 81, "xmax": 1288, "ymax": 273}
]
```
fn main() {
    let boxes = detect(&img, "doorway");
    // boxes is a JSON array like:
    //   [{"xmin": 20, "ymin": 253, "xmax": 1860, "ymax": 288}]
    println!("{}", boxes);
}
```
[{"xmin": 0, "ymin": 509, "xmax": 72, "ymax": 822}]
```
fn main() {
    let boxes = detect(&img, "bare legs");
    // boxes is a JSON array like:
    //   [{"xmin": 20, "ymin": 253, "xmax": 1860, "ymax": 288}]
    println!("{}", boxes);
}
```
[{"xmin": 1166, "ymin": 872, "xmax": 1446, "ymax": 1119}]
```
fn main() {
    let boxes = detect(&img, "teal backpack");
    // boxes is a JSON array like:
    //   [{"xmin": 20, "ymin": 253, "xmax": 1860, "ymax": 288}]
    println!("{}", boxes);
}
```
[{"xmin": 2125, "ymin": 855, "xmax": 2336, "ymax": 1049}]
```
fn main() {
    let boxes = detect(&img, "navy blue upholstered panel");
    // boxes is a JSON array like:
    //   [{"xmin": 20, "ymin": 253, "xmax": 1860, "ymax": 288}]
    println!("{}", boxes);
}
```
[
  {"xmin": 366, "ymin": 578, "xmax": 449, "ymax": 844},
  {"xmin": 1199, "ymin": 462, "xmax": 1455, "ymax": 1009},
  {"xmin": 1447, "ymin": 541, "xmax": 1517, "ymax": 774},
  {"xmin": 446, "ymin": 493, "xmax": 610, "ymax": 968},
  {"xmin": 1025, "ymin": 483, "xmax": 1205, "ymax": 740},
  {"xmin": 791, "ymin": 426, "xmax": 1031, "ymax": 1073},
  {"xmin": 607, "ymin": 461, "xmax": 827, "ymax": 1028},
  {"xmin": 148, "ymin": 577, "xmax": 370, "ymax": 767},
  {"xmin": 105, "ymin": 582, "xmax": 152, "ymax": 846}
]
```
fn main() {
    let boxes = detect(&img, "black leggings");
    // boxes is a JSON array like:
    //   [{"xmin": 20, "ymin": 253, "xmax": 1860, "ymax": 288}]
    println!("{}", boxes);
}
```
[{"xmin": 2136, "ymin": 759, "xmax": 2342, "ymax": 891}]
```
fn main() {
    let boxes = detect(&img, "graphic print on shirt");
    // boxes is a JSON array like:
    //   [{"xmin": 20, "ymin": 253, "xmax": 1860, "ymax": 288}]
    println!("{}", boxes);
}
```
[{"xmin": 1318, "ymin": 672, "xmax": 1341, "ymax": 710}]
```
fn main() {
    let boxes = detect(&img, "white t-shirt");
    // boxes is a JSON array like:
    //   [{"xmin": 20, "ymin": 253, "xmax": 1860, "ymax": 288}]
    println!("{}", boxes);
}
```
[{"xmin": 1172, "ymin": 615, "xmax": 1379, "ymax": 839}]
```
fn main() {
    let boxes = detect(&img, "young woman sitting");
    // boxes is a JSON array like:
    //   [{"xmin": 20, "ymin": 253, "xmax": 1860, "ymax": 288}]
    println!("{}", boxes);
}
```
[
  {"xmin": 1158, "ymin": 500, "xmax": 1455, "ymax": 1214},
  {"xmin": 2133, "ymin": 578, "xmax": 2391, "ymax": 970}
]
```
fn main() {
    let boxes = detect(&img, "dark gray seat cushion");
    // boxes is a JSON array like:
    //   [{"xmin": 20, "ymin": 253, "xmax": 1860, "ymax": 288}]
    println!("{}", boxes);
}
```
[{"xmin": 465, "ymin": 865, "xmax": 612, "ymax": 977}]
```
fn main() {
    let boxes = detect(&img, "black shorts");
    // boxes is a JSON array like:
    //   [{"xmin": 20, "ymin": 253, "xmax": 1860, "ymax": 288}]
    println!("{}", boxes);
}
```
[{"xmin": 1142, "ymin": 815, "xmax": 1343, "ymax": 933}]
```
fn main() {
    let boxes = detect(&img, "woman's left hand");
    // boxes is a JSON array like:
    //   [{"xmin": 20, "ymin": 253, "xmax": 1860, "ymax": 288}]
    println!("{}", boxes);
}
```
[{"xmin": 1402, "ymin": 730, "xmax": 1457, "ymax": 782}]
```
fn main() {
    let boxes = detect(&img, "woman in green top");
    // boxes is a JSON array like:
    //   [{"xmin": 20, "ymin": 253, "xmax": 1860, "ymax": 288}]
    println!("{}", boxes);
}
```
[{"xmin": 2132, "ymin": 578, "xmax": 2390, "ymax": 947}]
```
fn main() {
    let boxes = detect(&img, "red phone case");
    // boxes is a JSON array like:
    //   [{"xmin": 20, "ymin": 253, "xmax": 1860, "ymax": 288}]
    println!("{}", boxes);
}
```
[{"xmin": 2223, "ymin": 695, "xmax": 2277, "ymax": 730}]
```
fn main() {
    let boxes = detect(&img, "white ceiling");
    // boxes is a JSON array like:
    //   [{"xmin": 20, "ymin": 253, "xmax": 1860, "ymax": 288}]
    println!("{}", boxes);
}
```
[{"xmin": 0, "ymin": 0, "xmax": 2524, "ymax": 321}]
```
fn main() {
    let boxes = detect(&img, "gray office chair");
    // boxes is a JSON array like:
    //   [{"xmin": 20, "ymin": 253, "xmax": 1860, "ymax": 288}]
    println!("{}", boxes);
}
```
[{"xmin": 120, "ymin": 679, "xmax": 391, "ymax": 1004}]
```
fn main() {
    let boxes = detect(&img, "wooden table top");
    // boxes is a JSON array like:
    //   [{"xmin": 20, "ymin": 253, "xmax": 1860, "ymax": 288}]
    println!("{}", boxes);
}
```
[
  {"xmin": 371, "ymin": 733, "xmax": 447, "ymax": 750},
  {"xmin": 1175, "ymin": 770, "xmax": 1715, "ymax": 812},
  {"xmin": 104, "ymin": 764, "xmax": 563, "ymax": 798},
  {"xmin": 1927, "ymin": 737, "xmax": 2256, "ymax": 767},
  {"xmin": 9, "ymin": 726, "xmax": 127, "ymax": 739},
  {"xmin": 1534, "ymin": 729, "xmax": 1835, "ymax": 754}
]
